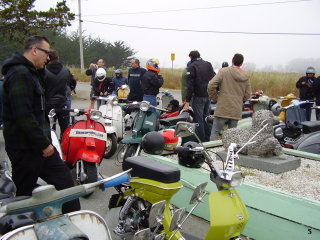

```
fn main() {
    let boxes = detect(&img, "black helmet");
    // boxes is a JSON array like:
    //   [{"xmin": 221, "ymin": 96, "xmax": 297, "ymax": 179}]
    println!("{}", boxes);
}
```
[
  {"xmin": 141, "ymin": 131, "xmax": 165, "ymax": 155},
  {"xmin": 222, "ymin": 62, "xmax": 229, "ymax": 68},
  {"xmin": 306, "ymin": 66, "xmax": 315, "ymax": 75},
  {"xmin": 178, "ymin": 142, "xmax": 205, "ymax": 168}
]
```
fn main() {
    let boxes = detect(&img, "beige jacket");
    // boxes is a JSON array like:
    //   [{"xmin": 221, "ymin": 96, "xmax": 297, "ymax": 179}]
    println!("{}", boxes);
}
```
[{"xmin": 207, "ymin": 66, "xmax": 251, "ymax": 120}]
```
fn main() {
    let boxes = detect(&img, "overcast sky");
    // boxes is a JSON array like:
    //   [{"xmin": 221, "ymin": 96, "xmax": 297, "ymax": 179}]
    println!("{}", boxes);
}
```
[{"xmin": 35, "ymin": 0, "xmax": 320, "ymax": 69}]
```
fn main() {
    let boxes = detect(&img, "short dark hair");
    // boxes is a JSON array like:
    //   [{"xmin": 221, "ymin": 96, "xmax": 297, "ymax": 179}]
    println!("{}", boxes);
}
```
[
  {"xmin": 48, "ymin": 50, "xmax": 59, "ymax": 62},
  {"xmin": 23, "ymin": 35, "xmax": 49, "ymax": 52},
  {"xmin": 232, "ymin": 53, "xmax": 244, "ymax": 66},
  {"xmin": 189, "ymin": 50, "xmax": 200, "ymax": 59},
  {"xmin": 132, "ymin": 58, "xmax": 140, "ymax": 66}
]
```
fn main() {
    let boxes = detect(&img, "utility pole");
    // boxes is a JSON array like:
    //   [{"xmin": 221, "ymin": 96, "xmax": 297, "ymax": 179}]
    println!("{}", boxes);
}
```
[{"xmin": 78, "ymin": 0, "xmax": 84, "ymax": 73}]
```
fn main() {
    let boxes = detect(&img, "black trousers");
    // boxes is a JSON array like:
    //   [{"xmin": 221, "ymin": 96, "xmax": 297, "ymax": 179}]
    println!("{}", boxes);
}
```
[{"xmin": 6, "ymin": 147, "xmax": 81, "ymax": 214}]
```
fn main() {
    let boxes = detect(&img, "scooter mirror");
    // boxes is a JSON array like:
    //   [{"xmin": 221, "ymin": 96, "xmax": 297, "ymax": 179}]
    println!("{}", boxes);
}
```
[
  {"xmin": 148, "ymin": 200, "xmax": 166, "ymax": 229},
  {"xmin": 133, "ymin": 228, "xmax": 151, "ymax": 240},
  {"xmin": 169, "ymin": 208, "xmax": 186, "ymax": 232},
  {"xmin": 190, "ymin": 182, "xmax": 208, "ymax": 205},
  {"xmin": 174, "ymin": 122, "xmax": 197, "ymax": 138}
]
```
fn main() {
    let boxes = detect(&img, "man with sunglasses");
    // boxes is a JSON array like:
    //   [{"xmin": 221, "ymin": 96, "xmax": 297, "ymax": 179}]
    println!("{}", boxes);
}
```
[{"xmin": 1, "ymin": 36, "xmax": 80, "ymax": 213}]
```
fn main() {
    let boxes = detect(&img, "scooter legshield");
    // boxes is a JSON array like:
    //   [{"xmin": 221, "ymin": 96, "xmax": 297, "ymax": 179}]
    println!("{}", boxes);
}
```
[{"xmin": 205, "ymin": 188, "xmax": 249, "ymax": 240}]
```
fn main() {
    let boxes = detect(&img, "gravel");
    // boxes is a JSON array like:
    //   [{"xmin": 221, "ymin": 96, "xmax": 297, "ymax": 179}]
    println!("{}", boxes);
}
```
[{"xmin": 167, "ymin": 146, "xmax": 320, "ymax": 202}]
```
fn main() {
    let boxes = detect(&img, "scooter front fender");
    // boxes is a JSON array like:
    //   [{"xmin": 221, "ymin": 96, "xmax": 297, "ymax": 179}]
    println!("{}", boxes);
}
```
[
  {"xmin": 104, "ymin": 126, "xmax": 116, "ymax": 135},
  {"xmin": 205, "ymin": 188, "xmax": 249, "ymax": 240},
  {"xmin": 74, "ymin": 149, "xmax": 102, "ymax": 164},
  {"xmin": 121, "ymin": 136, "xmax": 142, "ymax": 144}
]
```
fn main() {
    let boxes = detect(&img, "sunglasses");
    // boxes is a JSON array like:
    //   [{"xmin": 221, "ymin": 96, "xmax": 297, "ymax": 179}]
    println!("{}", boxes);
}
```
[{"xmin": 36, "ymin": 47, "xmax": 51, "ymax": 56}]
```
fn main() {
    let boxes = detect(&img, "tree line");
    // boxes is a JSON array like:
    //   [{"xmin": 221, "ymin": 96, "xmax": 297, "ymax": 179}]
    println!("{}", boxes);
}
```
[{"xmin": 0, "ymin": 0, "xmax": 135, "ymax": 70}]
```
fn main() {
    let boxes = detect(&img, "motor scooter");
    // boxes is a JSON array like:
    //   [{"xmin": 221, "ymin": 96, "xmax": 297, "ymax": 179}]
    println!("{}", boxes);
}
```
[
  {"xmin": 119, "ymin": 101, "xmax": 192, "ymax": 160},
  {"xmin": 108, "ymin": 121, "xmax": 250, "ymax": 240},
  {"xmin": 0, "ymin": 170, "xmax": 145, "ymax": 240},
  {"xmin": 61, "ymin": 108, "xmax": 109, "ymax": 186},
  {"xmin": 157, "ymin": 90, "xmax": 174, "ymax": 109},
  {"xmin": 48, "ymin": 109, "xmax": 63, "ymax": 159},
  {"xmin": 273, "ymin": 100, "xmax": 320, "ymax": 154},
  {"xmin": 97, "ymin": 95, "xmax": 124, "ymax": 158}
]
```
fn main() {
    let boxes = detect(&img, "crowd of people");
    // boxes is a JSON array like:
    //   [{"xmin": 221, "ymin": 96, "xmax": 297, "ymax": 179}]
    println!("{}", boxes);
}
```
[{"xmin": 0, "ymin": 35, "xmax": 319, "ymax": 214}]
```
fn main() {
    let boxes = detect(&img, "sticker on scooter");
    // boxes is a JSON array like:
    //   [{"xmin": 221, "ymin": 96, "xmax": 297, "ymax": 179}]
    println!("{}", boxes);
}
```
[{"xmin": 69, "ymin": 129, "xmax": 107, "ymax": 141}]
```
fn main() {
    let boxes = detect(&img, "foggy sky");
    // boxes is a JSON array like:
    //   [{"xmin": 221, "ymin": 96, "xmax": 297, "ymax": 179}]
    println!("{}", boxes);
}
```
[{"xmin": 35, "ymin": 0, "xmax": 320, "ymax": 70}]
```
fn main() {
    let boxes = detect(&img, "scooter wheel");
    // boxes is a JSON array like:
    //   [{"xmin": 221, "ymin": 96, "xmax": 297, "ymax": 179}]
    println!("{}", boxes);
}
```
[{"xmin": 104, "ymin": 134, "xmax": 118, "ymax": 159}]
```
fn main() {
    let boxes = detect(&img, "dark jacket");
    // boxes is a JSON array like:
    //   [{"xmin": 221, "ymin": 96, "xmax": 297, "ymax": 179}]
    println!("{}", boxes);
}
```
[
  {"xmin": 186, "ymin": 58, "xmax": 215, "ymax": 102},
  {"xmin": 45, "ymin": 62, "xmax": 70, "ymax": 106},
  {"xmin": 141, "ymin": 70, "xmax": 164, "ymax": 96},
  {"xmin": 112, "ymin": 75, "xmax": 128, "ymax": 91},
  {"xmin": 296, "ymin": 76, "xmax": 315, "ymax": 100},
  {"xmin": 1, "ymin": 52, "xmax": 51, "ymax": 150},
  {"xmin": 128, "ymin": 67, "xmax": 146, "ymax": 94},
  {"xmin": 92, "ymin": 77, "xmax": 113, "ymax": 96},
  {"xmin": 86, "ymin": 66, "xmax": 107, "ymax": 87},
  {"xmin": 313, "ymin": 76, "xmax": 320, "ymax": 103}
]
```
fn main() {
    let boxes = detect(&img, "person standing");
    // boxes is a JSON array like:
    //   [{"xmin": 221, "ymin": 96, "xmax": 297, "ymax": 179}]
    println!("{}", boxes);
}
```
[
  {"xmin": 1, "ymin": 36, "xmax": 80, "ymax": 213},
  {"xmin": 141, "ymin": 58, "xmax": 164, "ymax": 108},
  {"xmin": 44, "ymin": 50, "xmax": 70, "ymax": 138},
  {"xmin": 86, "ymin": 59, "xmax": 106, "ymax": 109},
  {"xmin": 127, "ymin": 58, "xmax": 146, "ymax": 101},
  {"xmin": 92, "ymin": 68, "xmax": 113, "ymax": 109},
  {"xmin": 208, "ymin": 53, "xmax": 251, "ymax": 140},
  {"xmin": 183, "ymin": 50, "xmax": 215, "ymax": 142},
  {"xmin": 296, "ymin": 66, "xmax": 316, "ymax": 121},
  {"xmin": 112, "ymin": 69, "xmax": 128, "ymax": 95},
  {"xmin": 314, "ymin": 72, "xmax": 320, "ymax": 120}
]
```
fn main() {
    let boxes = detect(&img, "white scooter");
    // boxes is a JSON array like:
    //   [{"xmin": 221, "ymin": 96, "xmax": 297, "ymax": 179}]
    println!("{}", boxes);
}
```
[
  {"xmin": 48, "ymin": 109, "xmax": 63, "ymax": 159},
  {"xmin": 97, "ymin": 95, "xmax": 127, "ymax": 159}
]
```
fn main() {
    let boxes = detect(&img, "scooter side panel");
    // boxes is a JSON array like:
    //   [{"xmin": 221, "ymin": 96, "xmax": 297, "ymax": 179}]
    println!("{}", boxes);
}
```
[
  {"xmin": 205, "ymin": 189, "xmax": 249, "ymax": 240},
  {"xmin": 74, "ymin": 149, "xmax": 102, "ymax": 163}
]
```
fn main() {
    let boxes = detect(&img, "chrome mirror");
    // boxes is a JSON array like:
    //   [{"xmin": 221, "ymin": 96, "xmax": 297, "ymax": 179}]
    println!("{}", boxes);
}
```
[
  {"xmin": 169, "ymin": 208, "xmax": 185, "ymax": 232},
  {"xmin": 190, "ymin": 182, "xmax": 208, "ymax": 205},
  {"xmin": 48, "ymin": 109, "xmax": 56, "ymax": 118}
]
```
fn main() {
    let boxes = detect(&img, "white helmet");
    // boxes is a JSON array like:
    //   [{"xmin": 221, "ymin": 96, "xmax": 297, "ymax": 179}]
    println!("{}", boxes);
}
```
[{"xmin": 96, "ymin": 68, "xmax": 106, "ymax": 82}]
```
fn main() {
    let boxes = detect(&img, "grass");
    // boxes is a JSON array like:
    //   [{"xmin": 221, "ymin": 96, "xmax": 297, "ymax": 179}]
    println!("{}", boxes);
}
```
[{"xmin": 68, "ymin": 66, "xmax": 301, "ymax": 98}]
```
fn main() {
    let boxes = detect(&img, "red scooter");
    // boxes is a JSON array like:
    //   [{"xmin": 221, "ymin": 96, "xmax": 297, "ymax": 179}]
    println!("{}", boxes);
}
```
[{"xmin": 61, "ymin": 109, "xmax": 108, "ymax": 185}]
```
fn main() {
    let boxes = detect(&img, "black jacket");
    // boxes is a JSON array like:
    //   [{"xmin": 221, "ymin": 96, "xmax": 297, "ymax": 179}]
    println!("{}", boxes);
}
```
[
  {"xmin": 186, "ymin": 58, "xmax": 215, "ymax": 102},
  {"xmin": 296, "ymin": 76, "xmax": 315, "ymax": 100},
  {"xmin": 45, "ymin": 62, "xmax": 70, "ymax": 106},
  {"xmin": 141, "ymin": 70, "xmax": 164, "ymax": 96},
  {"xmin": 1, "ymin": 52, "xmax": 51, "ymax": 150},
  {"xmin": 92, "ymin": 77, "xmax": 113, "ymax": 96}
]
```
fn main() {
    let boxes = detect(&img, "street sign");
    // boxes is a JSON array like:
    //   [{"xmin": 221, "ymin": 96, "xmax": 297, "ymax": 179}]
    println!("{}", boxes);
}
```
[{"xmin": 171, "ymin": 53, "xmax": 175, "ymax": 61}]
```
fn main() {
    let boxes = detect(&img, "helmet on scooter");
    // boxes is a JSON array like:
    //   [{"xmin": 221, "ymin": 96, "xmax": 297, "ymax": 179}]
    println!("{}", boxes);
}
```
[
  {"xmin": 159, "ymin": 129, "xmax": 182, "ymax": 151},
  {"xmin": 96, "ymin": 68, "xmax": 107, "ymax": 82},
  {"xmin": 141, "ymin": 131, "xmax": 165, "ymax": 155},
  {"xmin": 178, "ymin": 142, "xmax": 205, "ymax": 168},
  {"xmin": 146, "ymin": 58, "xmax": 160, "ymax": 72},
  {"xmin": 306, "ymin": 66, "xmax": 315, "ymax": 75}
]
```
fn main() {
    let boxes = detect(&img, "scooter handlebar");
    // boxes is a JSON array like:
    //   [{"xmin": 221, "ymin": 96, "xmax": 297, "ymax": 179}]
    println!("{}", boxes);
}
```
[{"xmin": 174, "ymin": 146, "xmax": 191, "ymax": 153}]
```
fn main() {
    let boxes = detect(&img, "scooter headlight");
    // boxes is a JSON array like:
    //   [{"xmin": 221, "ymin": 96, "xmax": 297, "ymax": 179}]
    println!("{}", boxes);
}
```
[
  {"xmin": 274, "ymin": 127, "xmax": 283, "ymax": 139},
  {"xmin": 90, "ymin": 110, "xmax": 102, "ymax": 120},
  {"xmin": 140, "ymin": 101, "xmax": 150, "ymax": 112}
]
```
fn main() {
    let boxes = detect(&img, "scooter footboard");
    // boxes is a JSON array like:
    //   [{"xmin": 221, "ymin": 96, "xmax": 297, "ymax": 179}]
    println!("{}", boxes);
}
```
[{"xmin": 205, "ymin": 189, "xmax": 249, "ymax": 240}]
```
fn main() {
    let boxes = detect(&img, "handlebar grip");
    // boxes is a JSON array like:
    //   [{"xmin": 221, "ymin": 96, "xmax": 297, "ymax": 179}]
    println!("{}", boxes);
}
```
[
  {"xmin": 100, "ymin": 173, "xmax": 130, "ymax": 190},
  {"xmin": 174, "ymin": 146, "xmax": 190, "ymax": 153}
]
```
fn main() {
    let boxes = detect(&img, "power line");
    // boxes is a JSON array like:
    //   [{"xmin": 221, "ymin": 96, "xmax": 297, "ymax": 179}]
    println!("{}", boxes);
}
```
[
  {"xmin": 82, "ymin": 0, "xmax": 311, "ymax": 17},
  {"xmin": 82, "ymin": 20, "xmax": 320, "ymax": 36}
]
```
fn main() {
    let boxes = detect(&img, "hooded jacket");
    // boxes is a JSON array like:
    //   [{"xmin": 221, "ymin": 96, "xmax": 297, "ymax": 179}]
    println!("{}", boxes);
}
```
[
  {"xmin": 1, "ymin": 52, "xmax": 51, "ymax": 150},
  {"xmin": 296, "ymin": 76, "xmax": 315, "ymax": 100},
  {"xmin": 207, "ymin": 66, "xmax": 251, "ymax": 120}
]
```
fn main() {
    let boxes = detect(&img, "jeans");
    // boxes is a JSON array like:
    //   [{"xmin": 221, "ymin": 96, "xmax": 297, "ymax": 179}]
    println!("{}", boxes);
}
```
[
  {"xmin": 191, "ymin": 96, "xmax": 212, "ymax": 142},
  {"xmin": 210, "ymin": 117, "xmax": 238, "ymax": 141},
  {"xmin": 66, "ymin": 95, "xmax": 72, "ymax": 109},
  {"xmin": 143, "ymin": 95, "xmax": 157, "ymax": 113}
]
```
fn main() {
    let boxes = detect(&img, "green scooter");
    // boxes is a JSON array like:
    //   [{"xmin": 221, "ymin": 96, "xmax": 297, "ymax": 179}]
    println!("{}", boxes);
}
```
[{"xmin": 120, "ymin": 101, "xmax": 192, "ymax": 160}]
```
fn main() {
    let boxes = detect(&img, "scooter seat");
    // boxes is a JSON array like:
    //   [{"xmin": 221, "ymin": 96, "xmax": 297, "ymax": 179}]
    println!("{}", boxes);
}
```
[
  {"xmin": 159, "ymin": 112, "xmax": 191, "ymax": 126},
  {"xmin": 302, "ymin": 121, "xmax": 320, "ymax": 134},
  {"xmin": 123, "ymin": 156, "xmax": 180, "ymax": 183}
]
